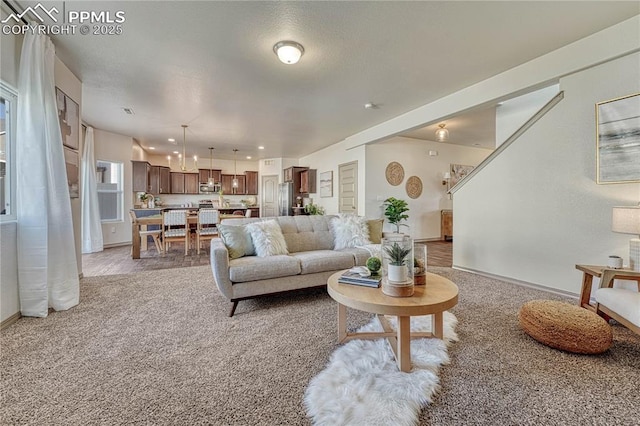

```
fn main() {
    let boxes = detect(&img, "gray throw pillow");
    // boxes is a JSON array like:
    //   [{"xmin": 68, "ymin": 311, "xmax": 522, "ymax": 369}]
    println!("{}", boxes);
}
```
[{"xmin": 217, "ymin": 224, "xmax": 255, "ymax": 259}]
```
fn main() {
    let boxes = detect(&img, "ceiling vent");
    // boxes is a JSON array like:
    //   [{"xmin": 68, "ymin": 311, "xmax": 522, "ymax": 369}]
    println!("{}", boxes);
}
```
[{"xmin": 123, "ymin": 107, "xmax": 134, "ymax": 115}]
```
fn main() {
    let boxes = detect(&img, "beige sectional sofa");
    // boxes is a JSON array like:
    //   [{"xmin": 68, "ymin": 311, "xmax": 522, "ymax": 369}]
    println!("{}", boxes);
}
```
[{"xmin": 210, "ymin": 215, "xmax": 375, "ymax": 316}]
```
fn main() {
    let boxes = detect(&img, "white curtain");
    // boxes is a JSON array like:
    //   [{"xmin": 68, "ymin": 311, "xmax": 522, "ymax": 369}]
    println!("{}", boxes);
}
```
[
  {"xmin": 16, "ymin": 32, "xmax": 79, "ymax": 317},
  {"xmin": 81, "ymin": 126, "xmax": 104, "ymax": 253}
]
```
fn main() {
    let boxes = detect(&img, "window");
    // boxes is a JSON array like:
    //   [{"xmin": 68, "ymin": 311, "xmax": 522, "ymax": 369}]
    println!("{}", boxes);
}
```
[
  {"xmin": 96, "ymin": 160, "xmax": 123, "ymax": 222},
  {"xmin": 0, "ymin": 81, "xmax": 17, "ymax": 220}
]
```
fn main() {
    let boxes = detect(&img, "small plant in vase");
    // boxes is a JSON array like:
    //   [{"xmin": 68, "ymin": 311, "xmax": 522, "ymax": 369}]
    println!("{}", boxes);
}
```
[
  {"xmin": 366, "ymin": 256, "xmax": 382, "ymax": 276},
  {"xmin": 384, "ymin": 242, "xmax": 411, "ymax": 283}
]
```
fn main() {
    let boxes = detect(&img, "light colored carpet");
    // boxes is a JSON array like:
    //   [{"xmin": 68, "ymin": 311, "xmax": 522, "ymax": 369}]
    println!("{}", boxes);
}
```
[
  {"xmin": 305, "ymin": 313, "xmax": 458, "ymax": 426},
  {"xmin": 1, "ymin": 266, "xmax": 639, "ymax": 425}
]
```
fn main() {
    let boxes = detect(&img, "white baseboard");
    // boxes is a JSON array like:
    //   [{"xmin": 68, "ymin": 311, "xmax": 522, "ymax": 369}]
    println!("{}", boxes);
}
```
[
  {"xmin": 452, "ymin": 265, "xmax": 580, "ymax": 300},
  {"xmin": 1, "ymin": 312, "xmax": 21, "ymax": 330}
]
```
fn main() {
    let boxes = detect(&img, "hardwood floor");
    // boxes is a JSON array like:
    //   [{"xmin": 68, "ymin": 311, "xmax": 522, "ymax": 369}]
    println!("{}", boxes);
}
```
[{"xmin": 82, "ymin": 240, "xmax": 452, "ymax": 277}]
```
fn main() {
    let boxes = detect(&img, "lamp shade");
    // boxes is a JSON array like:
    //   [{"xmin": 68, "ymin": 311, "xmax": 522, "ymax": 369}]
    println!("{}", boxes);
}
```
[
  {"xmin": 612, "ymin": 206, "xmax": 640, "ymax": 235},
  {"xmin": 435, "ymin": 124, "xmax": 449, "ymax": 142}
]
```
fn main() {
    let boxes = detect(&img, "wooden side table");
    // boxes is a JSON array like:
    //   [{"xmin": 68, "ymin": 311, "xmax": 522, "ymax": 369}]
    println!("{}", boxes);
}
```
[{"xmin": 575, "ymin": 264, "xmax": 640, "ymax": 312}]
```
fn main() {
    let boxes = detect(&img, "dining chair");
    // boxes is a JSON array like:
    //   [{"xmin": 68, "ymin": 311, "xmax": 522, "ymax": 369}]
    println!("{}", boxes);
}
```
[
  {"xmin": 129, "ymin": 211, "xmax": 163, "ymax": 254},
  {"xmin": 162, "ymin": 209, "xmax": 190, "ymax": 255},
  {"xmin": 196, "ymin": 208, "xmax": 220, "ymax": 254}
]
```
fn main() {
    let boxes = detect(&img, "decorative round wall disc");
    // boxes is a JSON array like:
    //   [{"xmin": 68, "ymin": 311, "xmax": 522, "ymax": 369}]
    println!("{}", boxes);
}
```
[
  {"xmin": 385, "ymin": 162, "xmax": 404, "ymax": 186},
  {"xmin": 406, "ymin": 176, "xmax": 423, "ymax": 199}
]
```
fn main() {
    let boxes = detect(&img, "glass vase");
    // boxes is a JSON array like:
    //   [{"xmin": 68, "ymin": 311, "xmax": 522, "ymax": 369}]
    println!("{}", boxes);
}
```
[
  {"xmin": 413, "ymin": 243, "xmax": 427, "ymax": 285},
  {"xmin": 381, "ymin": 235, "xmax": 414, "ymax": 297}
]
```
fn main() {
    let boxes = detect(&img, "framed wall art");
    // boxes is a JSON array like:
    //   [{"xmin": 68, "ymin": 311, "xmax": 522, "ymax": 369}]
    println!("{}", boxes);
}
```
[
  {"xmin": 319, "ymin": 171, "xmax": 333, "ymax": 197},
  {"xmin": 450, "ymin": 164, "xmax": 474, "ymax": 187},
  {"xmin": 64, "ymin": 147, "xmax": 79, "ymax": 198},
  {"xmin": 56, "ymin": 87, "xmax": 80, "ymax": 150},
  {"xmin": 596, "ymin": 93, "xmax": 640, "ymax": 184}
]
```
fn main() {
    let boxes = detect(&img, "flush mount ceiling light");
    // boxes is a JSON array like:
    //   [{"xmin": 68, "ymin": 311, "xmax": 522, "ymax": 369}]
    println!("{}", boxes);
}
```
[
  {"xmin": 435, "ymin": 123, "xmax": 449, "ymax": 142},
  {"xmin": 273, "ymin": 40, "xmax": 304, "ymax": 64}
]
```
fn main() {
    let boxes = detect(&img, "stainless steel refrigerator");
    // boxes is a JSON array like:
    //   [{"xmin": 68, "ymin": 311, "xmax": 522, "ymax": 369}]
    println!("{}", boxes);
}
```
[{"xmin": 278, "ymin": 182, "xmax": 293, "ymax": 216}]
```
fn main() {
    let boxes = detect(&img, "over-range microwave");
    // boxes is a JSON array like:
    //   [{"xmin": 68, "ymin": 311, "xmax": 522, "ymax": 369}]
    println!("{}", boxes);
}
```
[{"xmin": 199, "ymin": 183, "xmax": 220, "ymax": 194}]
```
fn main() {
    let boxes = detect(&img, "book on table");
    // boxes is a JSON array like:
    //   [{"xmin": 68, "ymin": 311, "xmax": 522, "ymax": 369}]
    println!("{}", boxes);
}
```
[{"xmin": 338, "ymin": 270, "xmax": 382, "ymax": 288}]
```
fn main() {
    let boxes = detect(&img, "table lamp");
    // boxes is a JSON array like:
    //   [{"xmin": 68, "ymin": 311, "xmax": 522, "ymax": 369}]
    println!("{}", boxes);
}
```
[{"xmin": 612, "ymin": 206, "xmax": 640, "ymax": 271}]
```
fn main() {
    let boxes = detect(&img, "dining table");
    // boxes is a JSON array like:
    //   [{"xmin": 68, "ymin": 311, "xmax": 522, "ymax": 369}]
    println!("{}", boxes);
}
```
[{"xmin": 131, "ymin": 212, "xmax": 243, "ymax": 259}]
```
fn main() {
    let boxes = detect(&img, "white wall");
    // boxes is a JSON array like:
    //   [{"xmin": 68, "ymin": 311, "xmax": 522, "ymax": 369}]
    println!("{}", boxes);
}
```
[
  {"xmin": 366, "ymin": 137, "xmax": 491, "ymax": 238},
  {"xmin": 299, "ymin": 142, "xmax": 366, "ymax": 215},
  {"xmin": 93, "ymin": 129, "xmax": 136, "ymax": 246},
  {"xmin": 495, "ymin": 84, "xmax": 559, "ymax": 146},
  {"xmin": 454, "ymin": 52, "xmax": 640, "ymax": 295}
]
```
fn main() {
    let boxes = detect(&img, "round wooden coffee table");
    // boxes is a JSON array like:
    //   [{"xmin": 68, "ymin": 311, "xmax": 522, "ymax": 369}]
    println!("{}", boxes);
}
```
[{"xmin": 327, "ymin": 270, "xmax": 458, "ymax": 372}]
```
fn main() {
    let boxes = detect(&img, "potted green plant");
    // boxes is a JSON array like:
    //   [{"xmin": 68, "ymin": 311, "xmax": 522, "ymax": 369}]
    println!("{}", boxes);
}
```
[
  {"xmin": 384, "ymin": 241, "xmax": 411, "ymax": 283},
  {"xmin": 304, "ymin": 203, "xmax": 325, "ymax": 215},
  {"xmin": 383, "ymin": 197, "xmax": 409, "ymax": 234}
]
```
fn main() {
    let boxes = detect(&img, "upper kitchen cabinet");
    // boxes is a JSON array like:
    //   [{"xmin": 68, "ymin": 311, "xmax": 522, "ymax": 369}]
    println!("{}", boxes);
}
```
[
  {"xmin": 245, "ymin": 171, "xmax": 258, "ymax": 195},
  {"xmin": 150, "ymin": 166, "xmax": 171, "ymax": 194},
  {"xmin": 132, "ymin": 161, "xmax": 151, "ymax": 193},
  {"xmin": 199, "ymin": 168, "xmax": 222, "ymax": 184},
  {"xmin": 300, "ymin": 169, "xmax": 316, "ymax": 194}
]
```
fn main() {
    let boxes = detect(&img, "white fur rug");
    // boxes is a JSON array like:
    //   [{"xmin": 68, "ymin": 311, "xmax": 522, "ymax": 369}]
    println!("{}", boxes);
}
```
[{"xmin": 304, "ymin": 312, "xmax": 458, "ymax": 426}]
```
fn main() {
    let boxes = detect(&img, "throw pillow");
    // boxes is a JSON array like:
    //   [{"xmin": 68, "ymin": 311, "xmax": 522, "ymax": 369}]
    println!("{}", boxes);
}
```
[
  {"xmin": 367, "ymin": 219, "xmax": 384, "ymax": 244},
  {"xmin": 331, "ymin": 214, "xmax": 371, "ymax": 250},
  {"xmin": 246, "ymin": 220, "xmax": 289, "ymax": 257},
  {"xmin": 217, "ymin": 224, "xmax": 255, "ymax": 259}
]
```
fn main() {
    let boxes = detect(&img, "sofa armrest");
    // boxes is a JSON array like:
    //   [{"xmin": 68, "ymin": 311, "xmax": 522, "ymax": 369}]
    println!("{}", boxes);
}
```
[{"xmin": 210, "ymin": 238, "xmax": 233, "ymax": 300}]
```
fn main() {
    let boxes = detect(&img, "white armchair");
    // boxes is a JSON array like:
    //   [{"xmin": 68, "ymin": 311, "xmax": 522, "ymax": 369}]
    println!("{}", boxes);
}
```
[{"xmin": 595, "ymin": 269, "xmax": 640, "ymax": 335}]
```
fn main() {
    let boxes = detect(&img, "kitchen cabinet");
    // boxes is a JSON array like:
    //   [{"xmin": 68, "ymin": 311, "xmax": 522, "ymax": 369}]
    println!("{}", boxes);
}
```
[
  {"xmin": 199, "ymin": 168, "xmax": 222, "ymax": 184},
  {"xmin": 184, "ymin": 173, "xmax": 199, "ymax": 194},
  {"xmin": 441, "ymin": 210, "xmax": 453, "ymax": 241},
  {"xmin": 149, "ymin": 166, "xmax": 171, "ymax": 194},
  {"xmin": 300, "ymin": 169, "xmax": 316, "ymax": 194},
  {"xmin": 221, "ymin": 174, "xmax": 245, "ymax": 195},
  {"xmin": 132, "ymin": 161, "xmax": 151, "ymax": 192},
  {"xmin": 170, "ymin": 172, "xmax": 185, "ymax": 194},
  {"xmin": 245, "ymin": 171, "xmax": 258, "ymax": 195},
  {"xmin": 170, "ymin": 172, "xmax": 198, "ymax": 194},
  {"xmin": 283, "ymin": 166, "xmax": 308, "ymax": 184}
]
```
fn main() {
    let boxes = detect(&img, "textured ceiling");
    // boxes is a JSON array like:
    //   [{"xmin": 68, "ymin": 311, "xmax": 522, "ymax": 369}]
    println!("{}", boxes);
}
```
[{"xmin": 13, "ymin": 1, "xmax": 640, "ymax": 159}]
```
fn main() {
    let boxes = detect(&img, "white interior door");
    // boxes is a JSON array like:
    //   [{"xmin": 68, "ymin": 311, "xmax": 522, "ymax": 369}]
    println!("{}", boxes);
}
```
[
  {"xmin": 339, "ymin": 161, "xmax": 358, "ymax": 214},
  {"xmin": 261, "ymin": 175, "xmax": 278, "ymax": 217}
]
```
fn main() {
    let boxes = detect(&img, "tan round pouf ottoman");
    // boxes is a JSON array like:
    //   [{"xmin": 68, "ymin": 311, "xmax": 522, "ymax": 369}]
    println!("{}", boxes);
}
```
[{"xmin": 518, "ymin": 300, "xmax": 612, "ymax": 354}]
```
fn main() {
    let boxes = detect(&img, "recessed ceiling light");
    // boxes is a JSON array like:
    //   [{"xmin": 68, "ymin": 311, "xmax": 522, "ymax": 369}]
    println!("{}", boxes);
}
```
[
  {"xmin": 246, "ymin": 156, "xmax": 252, "ymax": 160},
  {"xmin": 173, "ymin": 151, "xmax": 179, "ymax": 154},
  {"xmin": 168, "ymin": 138, "xmax": 175, "ymax": 142},
  {"xmin": 149, "ymin": 147, "xmax": 155, "ymax": 150},
  {"xmin": 258, "ymin": 146, "xmax": 265, "ymax": 150},
  {"xmin": 364, "ymin": 102, "xmax": 379, "ymax": 109}
]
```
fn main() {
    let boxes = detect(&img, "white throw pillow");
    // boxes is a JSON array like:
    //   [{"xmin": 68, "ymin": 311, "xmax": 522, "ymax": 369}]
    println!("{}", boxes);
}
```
[
  {"xmin": 246, "ymin": 220, "xmax": 289, "ymax": 257},
  {"xmin": 331, "ymin": 214, "xmax": 371, "ymax": 250}
]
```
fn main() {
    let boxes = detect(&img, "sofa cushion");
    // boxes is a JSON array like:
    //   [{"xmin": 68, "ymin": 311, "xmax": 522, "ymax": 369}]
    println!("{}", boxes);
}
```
[
  {"xmin": 290, "ymin": 250, "xmax": 355, "ymax": 275},
  {"xmin": 337, "ymin": 247, "xmax": 375, "ymax": 266},
  {"xmin": 246, "ymin": 220, "xmax": 289, "ymax": 257},
  {"xmin": 229, "ymin": 255, "xmax": 301, "ymax": 283},
  {"xmin": 276, "ymin": 216, "xmax": 335, "ymax": 253},
  {"xmin": 217, "ymin": 224, "xmax": 255, "ymax": 259},
  {"xmin": 596, "ymin": 288, "xmax": 640, "ymax": 327},
  {"xmin": 331, "ymin": 214, "xmax": 371, "ymax": 250}
]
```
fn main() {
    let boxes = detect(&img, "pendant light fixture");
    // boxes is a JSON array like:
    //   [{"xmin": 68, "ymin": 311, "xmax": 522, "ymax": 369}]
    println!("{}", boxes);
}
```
[
  {"xmin": 435, "ymin": 123, "xmax": 449, "ymax": 142},
  {"xmin": 232, "ymin": 149, "xmax": 239, "ymax": 189},
  {"xmin": 207, "ymin": 147, "xmax": 218, "ymax": 188},
  {"xmin": 178, "ymin": 124, "xmax": 197, "ymax": 171}
]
